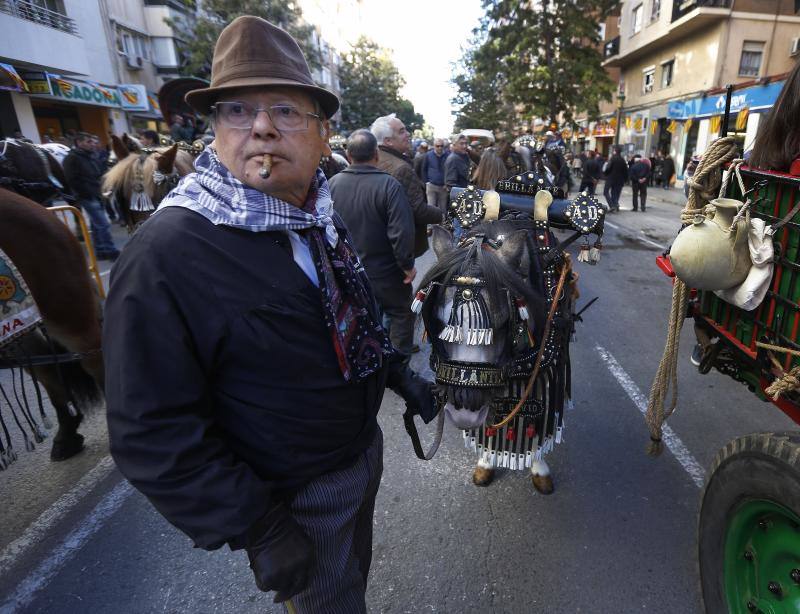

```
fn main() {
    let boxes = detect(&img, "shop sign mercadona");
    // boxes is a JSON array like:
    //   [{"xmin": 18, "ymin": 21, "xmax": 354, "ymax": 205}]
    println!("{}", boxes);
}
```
[{"xmin": 46, "ymin": 75, "xmax": 122, "ymax": 108}]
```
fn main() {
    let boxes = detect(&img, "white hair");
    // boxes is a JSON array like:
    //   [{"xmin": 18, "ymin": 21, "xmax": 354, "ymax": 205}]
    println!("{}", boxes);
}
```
[{"xmin": 370, "ymin": 113, "xmax": 398, "ymax": 144}]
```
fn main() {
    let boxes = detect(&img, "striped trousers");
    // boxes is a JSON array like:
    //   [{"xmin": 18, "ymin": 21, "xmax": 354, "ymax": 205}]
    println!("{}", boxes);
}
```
[{"xmin": 285, "ymin": 428, "xmax": 383, "ymax": 613}]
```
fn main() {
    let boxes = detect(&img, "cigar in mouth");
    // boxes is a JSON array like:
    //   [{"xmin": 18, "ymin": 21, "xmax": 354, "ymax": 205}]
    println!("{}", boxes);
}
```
[{"xmin": 258, "ymin": 154, "xmax": 273, "ymax": 179}]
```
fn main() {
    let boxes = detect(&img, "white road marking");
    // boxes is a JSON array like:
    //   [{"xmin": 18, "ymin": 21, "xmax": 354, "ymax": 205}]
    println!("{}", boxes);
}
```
[
  {"xmin": 603, "ymin": 220, "xmax": 667, "ymax": 250},
  {"xmin": 0, "ymin": 455, "xmax": 115, "ymax": 576},
  {"xmin": 0, "ymin": 480, "xmax": 133, "ymax": 614},
  {"xmin": 100, "ymin": 270, "xmax": 111, "ymax": 277},
  {"xmin": 595, "ymin": 344, "xmax": 706, "ymax": 488}
]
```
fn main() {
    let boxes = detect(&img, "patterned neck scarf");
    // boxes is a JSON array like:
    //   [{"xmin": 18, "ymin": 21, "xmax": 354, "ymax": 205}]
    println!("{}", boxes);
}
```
[{"xmin": 160, "ymin": 148, "xmax": 392, "ymax": 382}]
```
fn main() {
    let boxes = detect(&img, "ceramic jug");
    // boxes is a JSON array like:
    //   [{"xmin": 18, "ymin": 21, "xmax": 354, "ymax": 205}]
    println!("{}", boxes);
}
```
[{"xmin": 670, "ymin": 198, "xmax": 751, "ymax": 291}]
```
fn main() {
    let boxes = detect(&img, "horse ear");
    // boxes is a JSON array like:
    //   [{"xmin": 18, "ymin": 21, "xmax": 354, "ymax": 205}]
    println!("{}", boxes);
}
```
[
  {"xmin": 495, "ymin": 230, "xmax": 528, "ymax": 270},
  {"xmin": 156, "ymin": 143, "xmax": 178, "ymax": 173},
  {"xmin": 111, "ymin": 134, "xmax": 130, "ymax": 161},
  {"xmin": 121, "ymin": 133, "xmax": 141, "ymax": 153},
  {"xmin": 431, "ymin": 225, "xmax": 454, "ymax": 260}
]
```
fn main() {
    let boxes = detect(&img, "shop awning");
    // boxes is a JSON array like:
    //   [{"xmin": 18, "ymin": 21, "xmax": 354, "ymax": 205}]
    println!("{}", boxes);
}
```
[
  {"xmin": 0, "ymin": 63, "xmax": 28, "ymax": 93},
  {"xmin": 667, "ymin": 80, "xmax": 785, "ymax": 120}
]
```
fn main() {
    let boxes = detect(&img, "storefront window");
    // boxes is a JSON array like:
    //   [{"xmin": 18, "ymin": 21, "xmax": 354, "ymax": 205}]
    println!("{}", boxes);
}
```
[{"xmin": 738, "ymin": 41, "xmax": 764, "ymax": 77}]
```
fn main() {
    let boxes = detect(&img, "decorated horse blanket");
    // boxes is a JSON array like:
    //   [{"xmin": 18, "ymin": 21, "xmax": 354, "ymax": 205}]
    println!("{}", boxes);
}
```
[{"xmin": 0, "ymin": 248, "xmax": 41, "ymax": 347}]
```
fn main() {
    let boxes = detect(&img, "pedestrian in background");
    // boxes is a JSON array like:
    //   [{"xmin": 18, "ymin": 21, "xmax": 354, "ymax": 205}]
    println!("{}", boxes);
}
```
[
  {"xmin": 139, "ymin": 130, "xmax": 159, "ymax": 148},
  {"xmin": 662, "ymin": 153, "xmax": 676, "ymax": 190},
  {"xmin": 331, "ymin": 129, "xmax": 417, "ymax": 357},
  {"xmin": 372, "ymin": 114, "xmax": 442, "ymax": 261},
  {"xmin": 471, "ymin": 148, "xmax": 507, "ymax": 190},
  {"xmin": 63, "ymin": 132, "xmax": 120, "ymax": 260},
  {"xmin": 579, "ymin": 150, "xmax": 602, "ymax": 195},
  {"xmin": 444, "ymin": 133, "xmax": 470, "ymax": 189},
  {"xmin": 413, "ymin": 141, "xmax": 428, "ymax": 180},
  {"xmin": 602, "ymin": 145, "xmax": 628, "ymax": 213},
  {"xmin": 684, "ymin": 153, "xmax": 701, "ymax": 198},
  {"xmin": 422, "ymin": 138, "xmax": 449, "ymax": 214},
  {"xmin": 628, "ymin": 154, "xmax": 651, "ymax": 212}
]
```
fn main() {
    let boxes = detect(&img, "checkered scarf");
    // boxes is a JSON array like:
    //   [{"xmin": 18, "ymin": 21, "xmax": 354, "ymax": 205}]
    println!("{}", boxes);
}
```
[{"xmin": 159, "ymin": 148, "xmax": 392, "ymax": 382}]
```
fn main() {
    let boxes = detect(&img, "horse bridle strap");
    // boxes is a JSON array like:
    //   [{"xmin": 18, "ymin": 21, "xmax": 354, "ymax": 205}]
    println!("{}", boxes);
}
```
[
  {"xmin": 435, "ymin": 360, "xmax": 505, "ymax": 388},
  {"xmin": 403, "ymin": 406, "xmax": 445, "ymax": 461},
  {"xmin": 491, "ymin": 262, "xmax": 570, "ymax": 429}
]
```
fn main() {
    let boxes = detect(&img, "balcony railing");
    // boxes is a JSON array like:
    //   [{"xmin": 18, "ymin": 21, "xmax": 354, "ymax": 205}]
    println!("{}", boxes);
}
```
[
  {"xmin": 672, "ymin": 0, "xmax": 731, "ymax": 22},
  {"xmin": 604, "ymin": 36, "xmax": 620, "ymax": 59},
  {"xmin": 0, "ymin": 0, "xmax": 78, "ymax": 35}
]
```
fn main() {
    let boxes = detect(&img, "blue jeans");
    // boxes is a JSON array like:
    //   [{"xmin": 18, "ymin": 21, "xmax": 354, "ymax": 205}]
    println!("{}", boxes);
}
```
[
  {"xmin": 80, "ymin": 198, "xmax": 117, "ymax": 254},
  {"xmin": 603, "ymin": 181, "xmax": 623, "ymax": 210}
]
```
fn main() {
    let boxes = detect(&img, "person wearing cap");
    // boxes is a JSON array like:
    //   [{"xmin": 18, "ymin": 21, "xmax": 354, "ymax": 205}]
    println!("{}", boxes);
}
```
[{"xmin": 104, "ymin": 16, "xmax": 433, "ymax": 613}]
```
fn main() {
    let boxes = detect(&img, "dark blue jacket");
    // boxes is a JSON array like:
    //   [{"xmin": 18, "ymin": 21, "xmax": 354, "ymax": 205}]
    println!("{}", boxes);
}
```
[
  {"xmin": 104, "ymin": 207, "xmax": 387, "ymax": 551},
  {"xmin": 329, "ymin": 164, "xmax": 414, "ymax": 278},
  {"xmin": 422, "ymin": 150, "xmax": 448, "ymax": 186}
]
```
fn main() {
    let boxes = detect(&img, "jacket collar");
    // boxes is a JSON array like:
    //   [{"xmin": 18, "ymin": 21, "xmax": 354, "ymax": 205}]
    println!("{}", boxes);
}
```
[
  {"xmin": 341, "ymin": 163, "xmax": 386, "ymax": 175},
  {"xmin": 379, "ymin": 145, "xmax": 410, "ymax": 163}
]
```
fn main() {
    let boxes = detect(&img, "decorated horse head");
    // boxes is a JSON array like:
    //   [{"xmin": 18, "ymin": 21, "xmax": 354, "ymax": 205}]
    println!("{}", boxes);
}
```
[
  {"xmin": 414, "ymin": 177, "xmax": 604, "ymax": 493},
  {"xmin": 0, "ymin": 138, "xmax": 71, "ymax": 205},
  {"xmin": 102, "ymin": 134, "xmax": 194, "ymax": 230}
]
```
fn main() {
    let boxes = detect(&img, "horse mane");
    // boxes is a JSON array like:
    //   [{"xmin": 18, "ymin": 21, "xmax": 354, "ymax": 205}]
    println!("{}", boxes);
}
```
[
  {"xmin": 418, "ymin": 221, "xmax": 544, "ymax": 315},
  {"xmin": 102, "ymin": 147, "xmax": 194, "ymax": 197}
]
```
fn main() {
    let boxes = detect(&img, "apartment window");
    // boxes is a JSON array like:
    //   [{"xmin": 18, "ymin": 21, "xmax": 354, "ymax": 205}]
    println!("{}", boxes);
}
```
[
  {"xmin": 643, "ymin": 67, "xmax": 655, "ymax": 94},
  {"xmin": 661, "ymin": 59, "xmax": 674, "ymax": 88},
  {"xmin": 650, "ymin": 0, "xmax": 660, "ymax": 22},
  {"xmin": 116, "ymin": 26, "xmax": 150, "ymax": 61},
  {"xmin": 738, "ymin": 41, "xmax": 764, "ymax": 77},
  {"xmin": 631, "ymin": 4, "xmax": 644, "ymax": 35}
]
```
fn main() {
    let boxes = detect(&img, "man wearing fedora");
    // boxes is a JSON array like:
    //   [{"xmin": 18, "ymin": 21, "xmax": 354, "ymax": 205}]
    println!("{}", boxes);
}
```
[{"xmin": 104, "ymin": 16, "xmax": 432, "ymax": 613}]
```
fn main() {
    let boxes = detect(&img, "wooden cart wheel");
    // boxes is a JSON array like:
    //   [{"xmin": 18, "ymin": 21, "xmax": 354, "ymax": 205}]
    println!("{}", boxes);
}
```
[{"xmin": 698, "ymin": 432, "xmax": 800, "ymax": 613}]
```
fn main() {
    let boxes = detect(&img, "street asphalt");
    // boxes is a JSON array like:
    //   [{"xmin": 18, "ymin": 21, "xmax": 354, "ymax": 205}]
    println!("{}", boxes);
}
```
[{"xmin": 0, "ymin": 185, "xmax": 795, "ymax": 613}]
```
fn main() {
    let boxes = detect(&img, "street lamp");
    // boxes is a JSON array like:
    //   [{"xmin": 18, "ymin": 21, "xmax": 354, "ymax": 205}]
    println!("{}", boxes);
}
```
[{"xmin": 614, "ymin": 91, "xmax": 626, "ymax": 147}]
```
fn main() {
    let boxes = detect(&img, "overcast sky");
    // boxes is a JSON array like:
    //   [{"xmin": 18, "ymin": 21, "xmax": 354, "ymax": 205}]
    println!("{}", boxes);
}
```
[{"xmin": 360, "ymin": 0, "xmax": 485, "ymax": 136}]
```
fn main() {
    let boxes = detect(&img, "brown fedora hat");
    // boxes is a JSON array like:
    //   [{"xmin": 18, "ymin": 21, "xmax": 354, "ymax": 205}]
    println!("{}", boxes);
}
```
[{"xmin": 184, "ymin": 16, "xmax": 339, "ymax": 118}]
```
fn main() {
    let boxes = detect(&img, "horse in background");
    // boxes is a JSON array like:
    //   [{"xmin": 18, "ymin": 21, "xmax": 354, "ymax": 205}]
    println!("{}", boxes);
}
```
[
  {"xmin": 0, "ymin": 138, "xmax": 72, "ymax": 205},
  {"xmin": 103, "ymin": 135, "xmax": 194, "ymax": 230}
]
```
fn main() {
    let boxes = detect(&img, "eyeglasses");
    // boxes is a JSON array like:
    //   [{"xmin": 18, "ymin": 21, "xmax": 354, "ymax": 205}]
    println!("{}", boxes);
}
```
[{"xmin": 211, "ymin": 101, "xmax": 322, "ymax": 132}]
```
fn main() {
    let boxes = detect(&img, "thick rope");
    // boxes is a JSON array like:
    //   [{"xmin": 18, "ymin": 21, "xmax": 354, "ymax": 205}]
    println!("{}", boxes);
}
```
[
  {"xmin": 645, "ymin": 137, "xmax": 740, "ymax": 456},
  {"xmin": 765, "ymin": 366, "xmax": 800, "ymax": 401}
]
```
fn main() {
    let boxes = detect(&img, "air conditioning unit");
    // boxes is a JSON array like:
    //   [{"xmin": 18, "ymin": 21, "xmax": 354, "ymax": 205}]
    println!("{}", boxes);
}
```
[
  {"xmin": 125, "ymin": 55, "xmax": 143, "ymax": 69},
  {"xmin": 791, "ymin": 37, "xmax": 800, "ymax": 56}
]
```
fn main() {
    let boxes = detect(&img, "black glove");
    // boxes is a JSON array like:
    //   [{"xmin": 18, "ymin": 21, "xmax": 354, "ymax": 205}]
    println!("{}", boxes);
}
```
[
  {"xmin": 386, "ymin": 353, "xmax": 438, "ymax": 424},
  {"xmin": 245, "ymin": 503, "xmax": 315, "ymax": 603}
]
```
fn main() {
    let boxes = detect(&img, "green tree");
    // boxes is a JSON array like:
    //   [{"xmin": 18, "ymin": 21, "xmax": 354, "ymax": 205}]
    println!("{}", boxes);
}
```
[
  {"xmin": 451, "ymin": 43, "xmax": 518, "ymax": 132},
  {"xmin": 455, "ymin": 0, "xmax": 618, "ymax": 129},
  {"xmin": 338, "ymin": 37, "xmax": 424, "ymax": 132},
  {"xmin": 167, "ymin": 0, "xmax": 319, "ymax": 80}
]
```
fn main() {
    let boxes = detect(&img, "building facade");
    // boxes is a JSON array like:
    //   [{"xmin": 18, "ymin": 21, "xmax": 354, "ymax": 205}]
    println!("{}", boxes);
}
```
[
  {"xmin": 0, "ymin": 0, "xmax": 191, "ymax": 143},
  {"xmin": 602, "ymin": 0, "xmax": 800, "ymax": 177}
]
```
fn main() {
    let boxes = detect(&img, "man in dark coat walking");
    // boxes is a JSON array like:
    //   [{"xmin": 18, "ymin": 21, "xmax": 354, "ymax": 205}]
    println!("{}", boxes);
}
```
[
  {"xmin": 602, "ymin": 145, "xmax": 628, "ymax": 212},
  {"xmin": 104, "ymin": 17, "xmax": 433, "ymax": 613},
  {"xmin": 579, "ymin": 150, "xmax": 602, "ymax": 195},
  {"xmin": 372, "ymin": 114, "xmax": 442, "ymax": 258},
  {"xmin": 628, "ymin": 155, "xmax": 651, "ymax": 211},
  {"xmin": 330, "ymin": 130, "xmax": 417, "ymax": 356}
]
